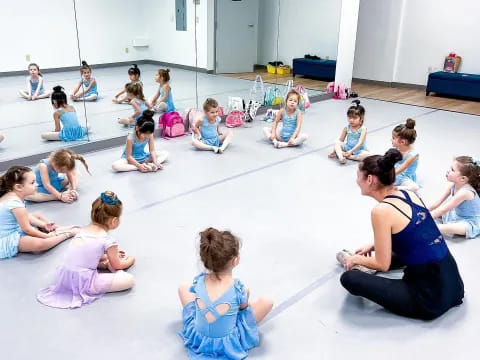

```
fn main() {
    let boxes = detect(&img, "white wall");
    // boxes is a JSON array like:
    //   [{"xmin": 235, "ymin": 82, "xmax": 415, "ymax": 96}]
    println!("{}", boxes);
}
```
[
  {"xmin": 257, "ymin": 0, "xmax": 341, "ymax": 66},
  {"xmin": 145, "ymin": 0, "xmax": 211, "ymax": 70},
  {"xmin": 353, "ymin": 0, "xmax": 480, "ymax": 85},
  {"xmin": 0, "ymin": 0, "xmax": 148, "ymax": 72},
  {"xmin": 0, "ymin": 0, "xmax": 213, "ymax": 73},
  {"xmin": 353, "ymin": 0, "xmax": 404, "ymax": 82}
]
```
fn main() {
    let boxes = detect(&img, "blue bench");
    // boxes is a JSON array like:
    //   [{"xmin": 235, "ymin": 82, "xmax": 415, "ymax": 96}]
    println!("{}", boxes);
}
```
[
  {"xmin": 292, "ymin": 58, "xmax": 336, "ymax": 81},
  {"xmin": 426, "ymin": 72, "xmax": 480, "ymax": 99}
]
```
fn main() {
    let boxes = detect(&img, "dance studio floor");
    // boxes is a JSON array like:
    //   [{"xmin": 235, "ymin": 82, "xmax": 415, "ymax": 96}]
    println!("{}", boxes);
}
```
[
  {"xmin": 0, "ymin": 65, "xmax": 322, "ymax": 162},
  {"xmin": 1, "ymin": 96, "xmax": 479, "ymax": 359}
]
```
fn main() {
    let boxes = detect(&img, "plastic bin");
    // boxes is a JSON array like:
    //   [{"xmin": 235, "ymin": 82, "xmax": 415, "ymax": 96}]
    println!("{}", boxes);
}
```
[
  {"xmin": 267, "ymin": 64, "xmax": 277, "ymax": 74},
  {"xmin": 277, "ymin": 65, "xmax": 291, "ymax": 75}
]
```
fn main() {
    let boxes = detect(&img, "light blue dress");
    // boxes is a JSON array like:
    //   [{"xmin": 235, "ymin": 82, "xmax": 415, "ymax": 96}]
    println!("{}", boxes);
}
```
[
  {"xmin": 160, "ymin": 85, "xmax": 175, "ymax": 112},
  {"xmin": 200, "ymin": 116, "xmax": 221, "ymax": 146},
  {"xmin": 79, "ymin": 78, "xmax": 98, "ymax": 98},
  {"xmin": 179, "ymin": 273, "xmax": 259, "ymax": 359},
  {"xmin": 343, "ymin": 125, "xmax": 367, "ymax": 155},
  {"xmin": 442, "ymin": 184, "xmax": 480, "ymax": 239},
  {"xmin": 34, "ymin": 159, "xmax": 66, "ymax": 194},
  {"xmin": 280, "ymin": 109, "xmax": 299, "ymax": 142},
  {"xmin": 57, "ymin": 108, "xmax": 88, "ymax": 141},
  {"xmin": 29, "ymin": 77, "xmax": 44, "ymax": 96},
  {"xmin": 133, "ymin": 98, "xmax": 148, "ymax": 123},
  {"xmin": 394, "ymin": 150, "xmax": 419, "ymax": 185},
  {"xmin": 0, "ymin": 198, "xmax": 26, "ymax": 259},
  {"xmin": 121, "ymin": 133, "xmax": 150, "ymax": 163}
]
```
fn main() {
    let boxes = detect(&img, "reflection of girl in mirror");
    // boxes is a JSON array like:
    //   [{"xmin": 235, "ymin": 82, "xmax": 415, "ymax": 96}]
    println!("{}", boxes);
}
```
[
  {"xmin": 37, "ymin": 191, "xmax": 135, "ymax": 309},
  {"xmin": 19, "ymin": 63, "xmax": 52, "ymax": 100},
  {"xmin": 0, "ymin": 166, "xmax": 79, "ymax": 260},
  {"xmin": 112, "ymin": 110, "xmax": 169, "ymax": 172},
  {"xmin": 148, "ymin": 68, "xmax": 175, "ymax": 113},
  {"xmin": 263, "ymin": 90, "xmax": 308, "ymax": 148},
  {"xmin": 178, "ymin": 227, "xmax": 273, "ymax": 359},
  {"xmin": 391, "ymin": 119, "xmax": 419, "ymax": 192},
  {"xmin": 112, "ymin": 64, "xmax": 142, "ymax": 104},
  {"xmin": 70, "ymin": 60, "xmax": 98, "ymax": 101},
  {"xmin": 41, "ymin": 86, "xmax": 89, "ymax": 141},
  {"xmin": 0, "ymin": 135, "xmax": 4, "ymax": 143},
  {"xmin": 192, "ymin": 98, "xmax": 233, "ymax": 153},
  {"xmin": 117, "ymin": 83, "xmax": 148, "ymax": 126},
  {"xmin": 329, "ymin": 100, "xmax": 370, "ymax": 164},
  {"xmin": 27, "ymin": 149, "xmax": 90, "ymax": 203}
]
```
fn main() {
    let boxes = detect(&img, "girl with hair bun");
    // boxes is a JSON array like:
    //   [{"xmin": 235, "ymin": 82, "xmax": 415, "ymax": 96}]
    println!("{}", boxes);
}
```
[
  {"xmin": 0, "ymin": 166, "xmax": 78, "ymax": 260},
  {"xmin": 37, "ymin": 191, "xmax": 135, "ymax": 309},
  {"xmin": 392, "ymin": 118, "xmax": 419, "ymax": 191},
  {"xmin": 336, "ymin": 149, "xmax": 464, "ymax": 320},
  {"xmin": 112, "ymin": 64, "xmax": 142, "ymax": 104},
  {"xmin": 178, "ymin": 227, "xmax": 273, "ymax": 359},
  {"xmin": 148, "ymin": 68, "xmax": 175, "ymax": 113},
  {"xmin": 70, "ymin": 60, "xmax": 98, "ymax": 101},
  {"xmin": 112, "ymin": 110, "xmax": 169, "ymax": 172},
  {"xmin": 329, "ymin": 100, "xmax": 370, "ymax": 164},
  {"xmin": 41, "ymin": 85, "xmax": 89, "ymax": 141},
  {"xmin": 430, "ymin": 156, "xmax": 480, "ymax": 239}
]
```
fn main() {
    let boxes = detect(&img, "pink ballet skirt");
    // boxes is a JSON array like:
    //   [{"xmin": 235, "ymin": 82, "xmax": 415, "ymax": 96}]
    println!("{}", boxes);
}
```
[{"xmin": 37, "ymin": 231, "xmax": 117, "ymax": 309}]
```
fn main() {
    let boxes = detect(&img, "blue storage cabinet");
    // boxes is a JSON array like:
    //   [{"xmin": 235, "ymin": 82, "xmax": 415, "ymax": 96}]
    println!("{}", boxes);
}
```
[
  {"xmin": 426, "ymin": 72, "xmax": 480, "ymax": 99},
  {"xmin": 292, "ymin": 58, "xmax": 336, "ymax": 81}
]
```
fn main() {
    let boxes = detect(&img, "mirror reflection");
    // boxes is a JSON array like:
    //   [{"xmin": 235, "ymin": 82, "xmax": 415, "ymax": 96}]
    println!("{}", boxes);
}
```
[{"xmin": 0, "ymin": 0, "xmax": 341, "ymax": 167}]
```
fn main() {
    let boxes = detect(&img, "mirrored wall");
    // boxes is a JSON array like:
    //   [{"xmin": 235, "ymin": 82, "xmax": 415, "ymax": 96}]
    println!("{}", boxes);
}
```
[{"xmin": 0, "ymin": 0, "xmax": 341, "ymax": 166}]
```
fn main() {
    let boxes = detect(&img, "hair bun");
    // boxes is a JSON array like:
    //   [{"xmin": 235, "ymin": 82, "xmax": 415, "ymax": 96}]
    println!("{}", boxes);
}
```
[
  {"xmin": 100, "ymin": 191, "xmax": 119, "ymax": 205},
  {"xmin": 378, "ymin": 148, "xmax": 402, "ymax": 171},
  {"xmin": 53, "ymin": 85, "xmax": 64, "ymax": 93},
  {"xmin": 405, "ymin": 118, "xmax": 416, "ymax": 129},
  {"xmin": 166, "ymin": 69, "xmax": 170, "ymax": 73},
  {"xmin": 132, "ymin": 64, "xmax": 138, "ymax": 68},
  {"xmin": 81, "ymin": 60, "xmax": 88, "ymax": 66},
  {"xmin": 142, "ymin": 109, "xmax": 154, "ymax": 119},
  {"xmin": 351, "ymin": 99, "xmax": 361, "ymax": 107}
]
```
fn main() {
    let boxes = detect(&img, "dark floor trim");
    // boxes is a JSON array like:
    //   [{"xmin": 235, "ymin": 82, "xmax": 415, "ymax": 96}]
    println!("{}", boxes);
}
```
[
  {"xmin": 0, "ymin": 136, "xmax": 127, "ymax": 171},
  {"xmin": 353, "ymin": 78, "xmax": 426, "ymax": 90},
  {"xmin": 0, "ymin": 60, "xmax": 210, "ymax": 77}
]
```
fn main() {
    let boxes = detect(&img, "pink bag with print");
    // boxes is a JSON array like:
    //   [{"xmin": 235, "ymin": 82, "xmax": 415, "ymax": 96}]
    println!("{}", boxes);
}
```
[
  {"xmin": 159, "ymin": 111, "xmax": 185, "ymax": 138},
  {"xmin": 183, "ymin": 108, "xmax": 204, "ymax": 133},
  {"xmin": 225, "ymin": 110, "xmax": 245, "ymax": 128},
  {"xmin": 333, "ymin": 84, "xmax": 348, "ymax": 100}
]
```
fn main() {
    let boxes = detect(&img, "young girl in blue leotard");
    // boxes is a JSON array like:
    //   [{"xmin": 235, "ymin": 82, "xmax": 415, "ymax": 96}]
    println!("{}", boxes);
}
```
[
  {"xmin": 70, "ymin": 61, "xmax": 98, "ymax": 101},
  {"xmin": 148, "ymin": 68, "xmax": 175, "ymax": 113},
  {"xmin": 1, "ymin": 166, "xmax": 78, "ymax": 260},
  {"xmin": 117, "ymin": 83, "xmax": 148, "ymax": 126},
  {"xmin": 178, "ymin": 227, "xmax": 273, "ymax": 359},
  {"xmin": 112, "ymin": 110, "xmax": 169, "ymax": 172},
  {"xmin": 192, "ymin": 98, "xmax": 233, "ymax": 153},
  {"xmin": 41, "ymin": 86, "xmax": 89, "ymax": 141},
  {"xmin": 27, "ymin": 149, "xmax": 90, "ymax": 203},
  {"xmin": 329, "ymin": 100, "xmax": 370, "ymax": 164},
  {"xmin": 430, "ymin": 156, "xmax": 480, "ymax": 239},
  {"xmin": 263, "ymin": 90, "xmax": 308, "ymax": 148},
  {"xmin": 392, "ymin": 119, "xmax": 420, "ymax": 192},
  {"xmin": 19, "ymin": 63, "xmax": 51, "ymax": 100}
]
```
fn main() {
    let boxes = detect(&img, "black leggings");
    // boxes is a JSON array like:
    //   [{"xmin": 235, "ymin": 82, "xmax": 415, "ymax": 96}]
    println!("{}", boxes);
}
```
[{"xmin": 340, "ymin": 255, "xmax": 433, "ymax": 320}]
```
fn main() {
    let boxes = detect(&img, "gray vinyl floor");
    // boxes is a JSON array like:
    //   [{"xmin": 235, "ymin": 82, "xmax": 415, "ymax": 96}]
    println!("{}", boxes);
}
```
[
  {"xmin": 1, "ymin": 98, "xmax": 479, "ymax": 359},
  {"xmin": 0, "ymin": 65, "xmax": 322, "ymax": 162}
]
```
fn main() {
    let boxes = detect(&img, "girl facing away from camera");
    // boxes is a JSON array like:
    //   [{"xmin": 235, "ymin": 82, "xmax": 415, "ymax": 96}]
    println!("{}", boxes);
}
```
[{"xmin": 178, "ymin": 227, "xmax": 273, "ymax": 359}]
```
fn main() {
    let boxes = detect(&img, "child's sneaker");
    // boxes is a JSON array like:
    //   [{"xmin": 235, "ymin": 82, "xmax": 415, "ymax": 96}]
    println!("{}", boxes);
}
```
[
  {"xmin": 336, "ymin": 249, "xmax": 376, "ymax": 274},
  {"xmin": 213, "ymin": 146, "xmax": 220, "ymax": 153}
]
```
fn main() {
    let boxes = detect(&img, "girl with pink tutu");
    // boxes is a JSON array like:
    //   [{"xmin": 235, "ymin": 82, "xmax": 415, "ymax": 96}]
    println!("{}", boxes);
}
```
[
  {"xmin": 178, "ymin": 227, "xmax": 273, "ymax": 359},
  {"xmin": 37, "ymin": 191, "xmax": 135, "ymax": 309}
]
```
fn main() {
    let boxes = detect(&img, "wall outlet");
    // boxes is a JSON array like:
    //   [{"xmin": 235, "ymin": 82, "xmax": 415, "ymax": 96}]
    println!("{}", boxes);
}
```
[
  {"xmin": 125, "ymin": 47, "xmax": 129, "ymax": 53},
  {"xmin": 26, "ymin": 54, "xmax": 31, "ymax": 61}
]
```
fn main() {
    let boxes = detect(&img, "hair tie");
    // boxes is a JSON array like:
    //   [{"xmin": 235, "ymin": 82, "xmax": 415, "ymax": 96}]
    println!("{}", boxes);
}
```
[{"xmin": 101, "ymin": 192, "xmax": 119, "ymax": 205}]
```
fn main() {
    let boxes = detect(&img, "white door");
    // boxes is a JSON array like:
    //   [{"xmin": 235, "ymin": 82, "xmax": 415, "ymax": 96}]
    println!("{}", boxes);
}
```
[{"xmin": 216, "ymin": 0, "xmax": 259, "ymax": 73}]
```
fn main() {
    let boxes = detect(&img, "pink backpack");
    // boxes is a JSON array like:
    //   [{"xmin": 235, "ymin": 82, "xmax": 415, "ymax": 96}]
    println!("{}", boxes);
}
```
[
  {"xmin": 159, "ymin": 111, "xmax": 185, "ymax": 138},
  {"xmin": 225, "ymin": 110, "xmax": 245, "ymax": 128},
  {"xmin": 326, "ymin": 82, "xmax": 335, "ymax": 93},
  {"xmin": 183, "ymin": 108, "xmax": 204, "ymax": 133},
  {"xmin": 333, "ymin": 84, "xmax": 348, "ymax": 100}
]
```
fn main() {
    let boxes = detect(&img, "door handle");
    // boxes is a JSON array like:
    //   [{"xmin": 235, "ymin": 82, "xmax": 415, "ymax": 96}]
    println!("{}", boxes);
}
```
[{"xmin": 248, "ymin": 24, "xmax": 254, "ymax": 27}]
